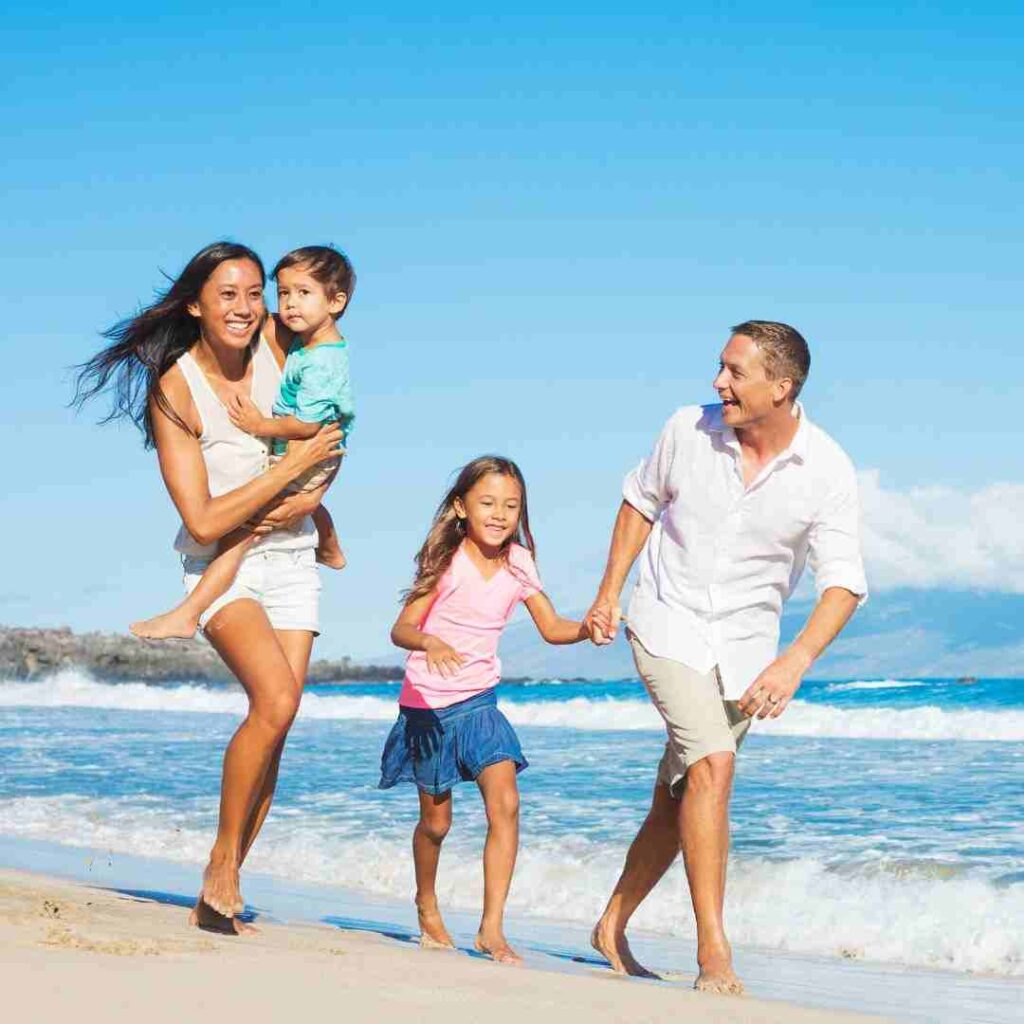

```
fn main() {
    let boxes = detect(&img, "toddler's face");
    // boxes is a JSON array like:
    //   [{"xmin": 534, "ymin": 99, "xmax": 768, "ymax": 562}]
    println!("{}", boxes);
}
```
[
  {"xmin": 456, "ymin": 473, "xmax": 523, "ymax": 551},
  {"xmin": 276, "ymin": 265, "xmax": 346, "ymax": 334}
]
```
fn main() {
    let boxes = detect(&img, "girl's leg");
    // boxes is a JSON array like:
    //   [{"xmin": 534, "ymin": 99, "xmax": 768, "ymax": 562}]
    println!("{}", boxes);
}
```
[
  {"xmin": 312, "ymin": 504, "xmax": 346, "ymax": 570},
  {"xmin": 190, "ymin": 600, "xmax": 303, "ymax": 926},
  {"xmin": 130, "ymin": 528, "xmax": 255, "ymax": 640},
  {"xmin": 473, "ymin": 760, "xmax": 522, "ymax": 965},
  {"xmin": 413, "ymin": 789, "xmax": 455, "ymax": 948}
]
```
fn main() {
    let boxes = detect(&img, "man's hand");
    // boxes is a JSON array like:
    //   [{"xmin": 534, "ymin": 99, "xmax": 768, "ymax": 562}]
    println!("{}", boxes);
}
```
[
  {"xmin": 227, "ymin": 394, "xmax": 269, "ymax": 436},
  {"xmin": 584, "ymin": 596, "xmax": 621, "ymax": 646},
  {"xmin": 737, "ymin": 647, "xmax": 813, "ymax": 719}
]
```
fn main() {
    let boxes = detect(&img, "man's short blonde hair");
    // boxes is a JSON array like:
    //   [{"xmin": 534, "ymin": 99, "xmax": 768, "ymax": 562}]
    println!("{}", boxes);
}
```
[{"xmin": 731, "ymin": 320, "xmax": 810, "ymax": 399}]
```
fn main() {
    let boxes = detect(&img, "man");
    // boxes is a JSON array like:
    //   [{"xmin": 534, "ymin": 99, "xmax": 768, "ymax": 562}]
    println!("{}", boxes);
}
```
[{"xmin": 585, "ymin": 321, "xmax": 867, "ymax": 995}]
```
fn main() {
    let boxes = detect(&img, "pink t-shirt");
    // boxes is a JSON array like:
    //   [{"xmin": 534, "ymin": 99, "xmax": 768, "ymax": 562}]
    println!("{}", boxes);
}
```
[{"xmin": 399, "ymin": 542, "xmax": 543, "ymax": 709}]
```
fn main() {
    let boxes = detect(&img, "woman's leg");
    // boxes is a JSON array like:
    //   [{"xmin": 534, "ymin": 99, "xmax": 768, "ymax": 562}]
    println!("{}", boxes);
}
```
[
  {"xmin": 193, "ymin": 600, "xmax": 304, "ymax": 922},
  {"xmin": 473, "ymin": 760, "xmax": 522, "ymax": 964},
  {"xmin": 414, "ymin": 789, "xmax": 455, "ymax": 948},
  {"xmin": 130, "ymin": 528, "xmax": 255, "ymax": 640}
]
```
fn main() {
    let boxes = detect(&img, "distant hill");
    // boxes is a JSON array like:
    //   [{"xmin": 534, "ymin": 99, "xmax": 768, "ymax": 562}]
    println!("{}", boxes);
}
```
[{"xmin": 492, "ymin": 589, "xmax": 1024, "ymax": 681}]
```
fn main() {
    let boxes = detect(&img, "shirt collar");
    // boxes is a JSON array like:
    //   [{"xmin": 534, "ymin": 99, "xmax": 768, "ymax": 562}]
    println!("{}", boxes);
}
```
[{"xmin": 705, "ymin": 401, "xmax": 809, "ymax": 464}]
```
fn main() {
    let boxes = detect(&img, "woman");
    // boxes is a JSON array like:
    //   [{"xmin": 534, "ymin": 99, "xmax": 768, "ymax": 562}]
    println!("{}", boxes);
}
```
[{"xmin": 75, "ymin": 241, "xmax": 343, "ymax": 932}]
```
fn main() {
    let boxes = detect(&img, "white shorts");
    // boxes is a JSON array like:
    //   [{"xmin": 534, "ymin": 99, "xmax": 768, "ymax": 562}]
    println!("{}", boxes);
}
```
[{"xmin": 183, "ymin": 546, "xmax": 321, "ymax": 634}]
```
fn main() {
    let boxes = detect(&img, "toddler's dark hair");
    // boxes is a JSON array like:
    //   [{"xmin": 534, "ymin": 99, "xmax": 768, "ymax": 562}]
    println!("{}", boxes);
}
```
[{"xmin": 273, "ymin": 245, "xmax": 355, "ymax": 319}]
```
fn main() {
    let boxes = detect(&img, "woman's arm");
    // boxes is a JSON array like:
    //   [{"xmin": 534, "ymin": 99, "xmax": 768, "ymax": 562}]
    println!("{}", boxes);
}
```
[
  {"xmin": 390, "ymin": 591, "xmax": 464, "ymax": 677},
  {"xmin": 524, "ymin": 592, "xmax": 589, "ymax": 645},
  {"xmin": 152, "ymin": 367, "xmax": 343, "ymax": 546}
]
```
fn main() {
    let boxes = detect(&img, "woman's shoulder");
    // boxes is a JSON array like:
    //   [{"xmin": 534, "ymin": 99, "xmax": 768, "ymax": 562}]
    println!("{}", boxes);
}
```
[
  {"xmin": 261, "ymin": 315, "xmax": 295, "ymax": 368},
  {"xmin": 153, "ymin": 359, "xmax": 200, "ymax": 435}
]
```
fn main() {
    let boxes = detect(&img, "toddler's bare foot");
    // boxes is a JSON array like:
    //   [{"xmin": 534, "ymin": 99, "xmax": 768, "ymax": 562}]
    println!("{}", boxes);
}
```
[
  {"xmin": 474, "ymin": 929, "xmax": 523, "ymax": 965},
  {"xmin": 590, "ymin": 918, "xmax": 658, "ymax": 978},
  {"xmin": 130, "ymin": 607, "xmax": 200, "ymax": 640},
  {"xmin": 189, "ymin": 897, "xmax": 257, "ymax": 935},
  {"xmin": 416, "ymin": 899, "xmax": 455, "ymax": 949},
  {"xmin": 199, "ymin": 856, "xmax": 243, "ymax": 920},
  {"xmin": 315, "ymin": 537, "xmax": 347, "ymax": 570},
  {"xmin": 694, "ymin": 943, "xmax": 744, "ymax": 995}
]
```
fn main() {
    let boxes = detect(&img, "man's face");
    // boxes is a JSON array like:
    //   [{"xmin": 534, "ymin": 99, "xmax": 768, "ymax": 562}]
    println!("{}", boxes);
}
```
[{"xmin": 713, "ymin": 333, "xmax": 788, "ymax": 428}]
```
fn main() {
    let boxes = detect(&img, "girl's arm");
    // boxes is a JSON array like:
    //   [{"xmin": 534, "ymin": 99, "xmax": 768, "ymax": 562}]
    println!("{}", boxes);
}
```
[
  {"xmin": 152, "ymin": 367, "xmax": 343, "ymax": 546},
  {"xmin": 227, "ymin": 394, "xmax": 325, "ymax": 441},
  {"xmin": 391, "ymin": 591, "xmax": 464, "ymax": 677},
  {"xmin": 524, "ymin": 592, "xmax": 589, "ymax": 645}
]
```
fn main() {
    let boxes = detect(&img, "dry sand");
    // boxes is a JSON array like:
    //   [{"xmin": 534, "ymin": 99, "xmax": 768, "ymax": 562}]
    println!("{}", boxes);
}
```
[{"xmin": 0, "ymin": 868, "xmax": 884, "ymax": 1023}]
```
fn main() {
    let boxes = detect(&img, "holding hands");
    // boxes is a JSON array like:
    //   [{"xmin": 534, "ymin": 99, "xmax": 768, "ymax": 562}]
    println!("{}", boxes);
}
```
[{"xmin": 584, "ymin": 595, "xmax": 621, "ymax": 646}]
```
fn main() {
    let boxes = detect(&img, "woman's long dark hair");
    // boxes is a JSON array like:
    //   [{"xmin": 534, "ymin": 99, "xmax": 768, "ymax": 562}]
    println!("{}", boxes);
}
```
[
  {"xmin": 404, "ymin": 456, "xmax": 536, "ymax": 604},
  {"xmin": 72, "ymin": 241, "xmax": 265, "ymax": 448}
]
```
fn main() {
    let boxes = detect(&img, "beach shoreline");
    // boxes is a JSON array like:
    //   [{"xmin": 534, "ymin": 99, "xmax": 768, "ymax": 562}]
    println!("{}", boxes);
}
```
[{"xmin": 0, "ymin": 863, "xmax": 884, "ymax": 1024}]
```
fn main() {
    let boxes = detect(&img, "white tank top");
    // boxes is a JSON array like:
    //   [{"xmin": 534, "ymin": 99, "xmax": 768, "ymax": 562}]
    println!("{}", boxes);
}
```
[{"xmin": 173, "ymin": 338, "xmax": 316, "ymax": 557}]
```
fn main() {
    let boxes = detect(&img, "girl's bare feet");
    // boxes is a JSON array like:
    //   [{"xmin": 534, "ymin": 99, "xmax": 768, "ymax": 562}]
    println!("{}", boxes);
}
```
[
  {"xmin": 590, "ymin": 919, "xmax": 659, "ymax": 978},
  {"xmin": 474, "ymin": 930, "xmax": 523, "ymax": 965},
  {"xmin": 130, "ymin": 607, "xmax": 200, "ymax": 640},
  {"xmin": 199, "ymin": 855, "xmax": 243, "ymax": 919},
  {"xmin": 416, "ymin": 899, "xmax": 456, "ymax": 950}
]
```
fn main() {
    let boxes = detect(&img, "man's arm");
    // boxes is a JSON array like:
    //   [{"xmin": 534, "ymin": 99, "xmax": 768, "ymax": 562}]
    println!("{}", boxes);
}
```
[
  {"xmin": 584, "ymin": 500, "xmax": 653, "ymax": 644},
  {"xmin": 736, "ymin": 586, "xmax": 859, "ymax": 719}
]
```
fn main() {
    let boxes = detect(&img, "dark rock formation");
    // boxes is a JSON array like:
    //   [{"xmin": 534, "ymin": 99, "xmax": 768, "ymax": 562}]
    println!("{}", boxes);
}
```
[{"xmin": 0, "ymin": 625, "xmax": 403, "ymax": 684}]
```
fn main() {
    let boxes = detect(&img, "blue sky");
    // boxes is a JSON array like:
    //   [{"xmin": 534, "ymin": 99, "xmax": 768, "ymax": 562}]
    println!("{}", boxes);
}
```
[{"xmin": 2, "ymin": 4, "xmax": 1022, "ymax": 666}]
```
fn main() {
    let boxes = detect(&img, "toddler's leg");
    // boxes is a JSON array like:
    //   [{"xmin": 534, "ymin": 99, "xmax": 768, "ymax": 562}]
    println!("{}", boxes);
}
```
[
  {"xmin": 473, "ymin": 761, "xmax": 523, "ymax": 965},
  {"xmin": 413, "ymin": 789, "xmax": 456, "ymax": 949},
  {"xmin": 130, "ymin": 529, "xmax": 255, "ymax": 640},
  {"xmin": 312, "ymin": 504, "xmax": 346, "ymax": 570}
]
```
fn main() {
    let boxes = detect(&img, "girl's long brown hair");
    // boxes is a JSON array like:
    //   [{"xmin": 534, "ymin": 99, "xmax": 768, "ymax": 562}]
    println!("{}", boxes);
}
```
[{"xmin": 404, "ymin": 456, "xmax": 536, "ymax": 604}]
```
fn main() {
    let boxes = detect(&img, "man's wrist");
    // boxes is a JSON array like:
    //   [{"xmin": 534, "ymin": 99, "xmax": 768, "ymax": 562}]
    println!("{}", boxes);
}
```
[{"xmin": 786, "ymin": 644, "xmax": 815, "ymax": 673}]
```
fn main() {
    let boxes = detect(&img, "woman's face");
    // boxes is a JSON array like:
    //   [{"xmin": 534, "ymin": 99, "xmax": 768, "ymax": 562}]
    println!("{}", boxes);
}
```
[{"xmin": 188, "ymin": 259, "xmax": 265, "ymax": 352}]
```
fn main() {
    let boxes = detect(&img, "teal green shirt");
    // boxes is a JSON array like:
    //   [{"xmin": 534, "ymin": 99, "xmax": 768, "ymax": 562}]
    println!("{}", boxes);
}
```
[{"xmin": 271, "ymin": 340, "xmax": 355, "ymax": 455}]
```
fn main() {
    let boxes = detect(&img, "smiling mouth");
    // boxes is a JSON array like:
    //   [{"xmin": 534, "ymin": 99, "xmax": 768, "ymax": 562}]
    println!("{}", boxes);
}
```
[{"xmin": 226, "ymin": 321, "xmax": 253, "ymax": 334}]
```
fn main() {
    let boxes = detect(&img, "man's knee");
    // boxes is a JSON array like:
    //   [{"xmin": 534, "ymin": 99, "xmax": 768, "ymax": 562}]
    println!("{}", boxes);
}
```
[{"xmin": 684, "ymin": 751, "xmax": 735, "ymax": 796}]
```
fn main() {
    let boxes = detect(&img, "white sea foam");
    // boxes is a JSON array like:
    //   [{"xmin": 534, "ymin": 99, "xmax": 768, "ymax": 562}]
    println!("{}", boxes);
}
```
[
  {"xmin": 1, "ymin": 794, "xmax": 1020, "ymax": 976},
  {"xmin": 2, "ymin": 670, "xmax": 1023, "ymax": 741},
  {"xmin": 826, "ymin": 679, "xmax": 926, "ymax": 692}
]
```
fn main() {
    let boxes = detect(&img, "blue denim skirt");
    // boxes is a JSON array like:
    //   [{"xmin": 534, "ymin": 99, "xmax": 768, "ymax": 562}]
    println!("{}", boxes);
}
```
[{"xmin": 378, "ymin": 688, "xmax": 528, "ymax": 795}]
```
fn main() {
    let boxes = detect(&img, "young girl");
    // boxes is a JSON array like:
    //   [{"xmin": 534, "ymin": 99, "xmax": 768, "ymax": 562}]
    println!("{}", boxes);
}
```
[
  {"xmin": 379, "ymin": 456, "xmax": 588, "ymax": 964},
  {"xmin": 130, "ymin": 245, "xmax": 355, "ymax": 640}
]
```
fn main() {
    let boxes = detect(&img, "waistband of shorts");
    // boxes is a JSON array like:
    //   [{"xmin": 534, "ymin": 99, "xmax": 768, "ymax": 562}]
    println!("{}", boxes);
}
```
[{"xmin": 399, "ymin": 688, "xmax": 497, "ymax": 722}]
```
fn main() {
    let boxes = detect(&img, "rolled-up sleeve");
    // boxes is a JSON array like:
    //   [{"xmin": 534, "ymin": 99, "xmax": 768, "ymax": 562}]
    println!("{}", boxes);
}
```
[
  {"xmin": 808, "ymin": 463, "xmax": 868, "ymax": 604},
  {"xmin": 622, "ymin": 415, "xmax": 677, "ymax": 522}
]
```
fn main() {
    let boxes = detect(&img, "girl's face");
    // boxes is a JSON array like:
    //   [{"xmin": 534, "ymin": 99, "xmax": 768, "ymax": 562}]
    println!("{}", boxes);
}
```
[
  {"xmin": 276, "ymin": 264, "xmax": 347, "ymax": 335},
  {"xmin": 188, "ymin": 259, "xmax": 265, "ymax": 352},
  {"xmin": 455, "ymin": 473, "xmax": 523, "ymax": 552}
]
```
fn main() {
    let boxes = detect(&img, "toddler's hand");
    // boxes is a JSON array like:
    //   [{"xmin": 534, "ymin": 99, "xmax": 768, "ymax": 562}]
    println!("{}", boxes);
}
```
[
  {"xmin": 227, "ymin": 394, "xmax": 266, "ymax": 435},
  {"xmin": 422, "ymin": 636, "xmax": 465, "ymax": 678}
]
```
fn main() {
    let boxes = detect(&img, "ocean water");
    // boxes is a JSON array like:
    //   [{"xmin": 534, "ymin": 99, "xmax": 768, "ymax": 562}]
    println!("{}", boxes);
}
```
[{"xmin": 1, "ymin": 670, "xmax": 1021, "ymax": 982}]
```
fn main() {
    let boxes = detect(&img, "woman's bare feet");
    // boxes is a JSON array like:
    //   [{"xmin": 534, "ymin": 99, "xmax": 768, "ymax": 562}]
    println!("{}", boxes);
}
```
[
  {"xmin": 590, "ymin": 918, "xmax": 659, "ymax": 978},
  {"xmin": 315, "ymin": 534, "xmax": 346, "ymax": 570},
  {"xmin": 189, "ymin": 897, "xmax": 258, "ymax": 935},
  {"xmin": 416, "ymin": 899, "xmax": 456, "ymax": 950},
  {"xmin": 474, "ymin": 929, "xmax": 523, "ymax": 965},
  {"xmin": 694, "ymin": 943, "xmax": 744, "ymax": 995},
  {"xmin": 130, "ymin": 607, "xmax": 200, "ymax": 640},
  {"xmin": 199, "ymin": 855, "xmax": 243, "ymax": 919}
]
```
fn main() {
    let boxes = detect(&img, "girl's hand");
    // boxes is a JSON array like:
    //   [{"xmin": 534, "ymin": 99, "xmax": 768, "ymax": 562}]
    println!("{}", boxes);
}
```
[
  {"xmin": 227, "ymin": 394, "xmax": 268, "ymax": 435},
  {"xmin": 422, "ymin": 636, "xmax": 465, "ymax": 677},
  {"xmin": 282, "ymin": 422, "xmax": 345, "ymax": 476}
]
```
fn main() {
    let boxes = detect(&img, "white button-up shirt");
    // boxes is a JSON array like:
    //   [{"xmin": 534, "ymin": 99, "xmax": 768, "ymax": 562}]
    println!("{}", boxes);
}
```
[{"xmin": 623, "ymin": 403, "xmax": 867, "ymax": 699}]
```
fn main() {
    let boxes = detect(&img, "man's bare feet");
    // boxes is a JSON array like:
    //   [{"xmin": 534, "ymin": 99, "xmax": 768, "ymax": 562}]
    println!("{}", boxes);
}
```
[
  {"xmin": 130, "ymin": 607, "xmax": 200, "ymax": 640},
  {"xmin": 474, "ymin": 930, "xmax": 523, "ymax": 965},
  {"xmin": 694, "ymin": 944, "xmax": 744, "ymax": 995},
  {"xmin": 416, "ymin": 899, "xmax": 455, "ymax": 950},
  {"xmin": 315, "ymin": 536, "xmax": 346, "ymax": 570},
  {"xmin": 189, "ymin": 898, "xmax": 258, "ymax": 936},
  {"xmin": 199, "ymin": 856, "xmax": 243, "ymax": 919},
  {"xmin": 590, "ymin": 919, "xmax": 659, "ymax": 978}
]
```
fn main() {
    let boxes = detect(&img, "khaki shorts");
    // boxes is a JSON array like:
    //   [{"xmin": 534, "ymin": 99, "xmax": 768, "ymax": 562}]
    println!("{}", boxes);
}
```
[
  {"xmin": 268, "ymin": 453, "xmax": 342, "ymax": 493},
  {"xmin": 628, "ymin": 631, "xmax": 750, "ymax": 798}
]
